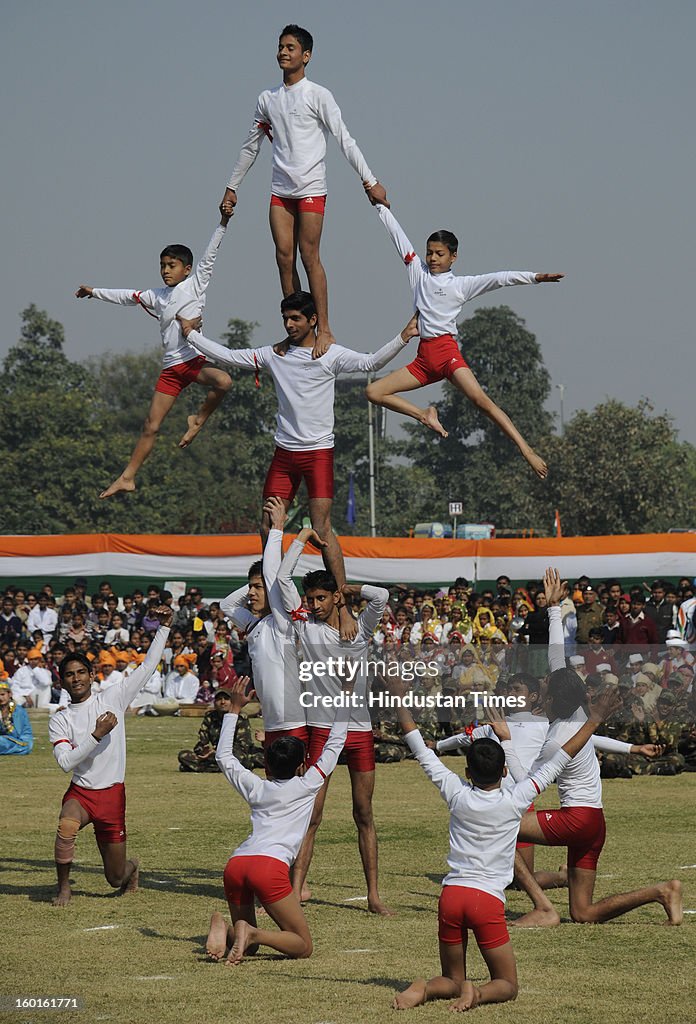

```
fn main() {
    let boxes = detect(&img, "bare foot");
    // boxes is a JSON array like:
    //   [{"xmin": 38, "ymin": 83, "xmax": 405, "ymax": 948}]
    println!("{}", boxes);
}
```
[
  {"xmin": 300, "ymin": 884, "xmax": 312, "ymax": 903},
  {"xmin": 368, "ymin": 897, "xmax": 396, "ymax": 917},
  {"xmin": 178, "ymin": 414, "xmax": 204, "ymax": 449},
  {"xmin": 658, "ymin": 880, "xmax": 683, "ymax": 925},
  {"xmin": 225, "ymin": 919, "xmax": 257, "ymax": 965},
  {"xmin": 339, "ymin": 604, "xmax": 358, "ymax": 642},
  {"xmin": 120, "ymin": 857, "xmax": 139, "ymax": 895},
  {"xmin": 450, "ymin": 981, "xmax": 480, "ymax": 1012},
  {"xmin": 511, "ymin": 907, "xmax": 560, "ymax": 928},
  {"xmin": 206, "ymin": 911, "xmax": 229, "ymax": 960},
  {"xmin": 523, "ymin": 449, "xmax": 548, "ymax": 479},
  {"xmin": 421, "ymin": 406, "xmax": 448, "ymax": 438},
  {"xmin": 52, "ymin": 887, "xmax": 72, "ymax": 907},
  {"xmin": 99, "ymin": 475, "xmax": 136, "ymax": 500},
  {"xmin": 393, "ymin": 979, "xmax": 427, "ymax": 1010}
]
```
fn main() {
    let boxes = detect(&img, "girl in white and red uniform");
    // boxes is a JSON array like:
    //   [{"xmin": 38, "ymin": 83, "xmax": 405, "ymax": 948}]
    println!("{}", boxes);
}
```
[
  {"xmin": 365, "ymin": 199, "xmax": 564, "ymax": 478},
  {"xmin": 205, "ymin": 677, "xmax": 348, "ymax": 965}
]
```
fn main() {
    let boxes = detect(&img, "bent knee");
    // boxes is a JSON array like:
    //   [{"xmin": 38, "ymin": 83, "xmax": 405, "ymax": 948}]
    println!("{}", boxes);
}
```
[
  {"xmin": 298, "ymin": 938, "xmax": 313, "ymax": 959},
  {"xmin": 569, "ymin": 905, "xmax": 594, "ymax": 924},
  {"xmin": 365, "ymin": 382, "xmax": 382, "ymax": 404},
  {"xmin": 217, "ymin": 373, "xmax": 232, "ymax": 393}
]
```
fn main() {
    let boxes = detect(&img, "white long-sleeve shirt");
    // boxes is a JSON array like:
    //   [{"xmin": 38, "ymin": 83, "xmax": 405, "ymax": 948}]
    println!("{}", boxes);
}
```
[
  {"xmin": 48, "ymin": 626, "xmax": 170, "ymax": 788},
  {"xmin": 374, "ymin": 205, "xmax": 538, "ymax": 340},
  {"xmin": 277, "ymin": 538, "xmax": 388, "ymax": 730},
  {"xmin": 407, "ymin": 728, "xmax": 570, "ymax": 903},
  {"xmin": 26, "ymin": 606, "xmax": 58, "ymax": 643},
  {"xmin": 216, "ymin": 710, "xmax": 348, "ymax": 865},
  {"xmin": 227, "ymin": 78, "xmax": 376, "ymax": 198},
  {"xmin": 163, "ymin": 670, "xmax": 199, "ymax": 704},
  {"xmin": 188, "ymin": 330, "xmax": 408, "ymax": 451},
  {"xmin": 220, "ymin": 529, "xmax": 305, "ymax": 731},
  {"xmin": 91, "ymin": 224, "xmax": 226, "ymax": 369}
]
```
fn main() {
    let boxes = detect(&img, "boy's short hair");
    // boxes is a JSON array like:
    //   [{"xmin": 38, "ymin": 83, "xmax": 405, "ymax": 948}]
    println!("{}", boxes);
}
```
[
  {"xmin": 508, "ymin": 671, "xmax": 541, "ymax": 695},
  {"xmin": 266, "ymin": 735, "xmax": 306, "ymax": 779},
  {"xmin": 281, "ymin": 290, "xmax": 316, "ymax": 321},
  {"xmin": 303, "ymin": 570, "xmax": 338, "ymax": 594},
  {"xmin": 466, "ymin": 738, "xmax": 505, "ymax": 786},
  {"xmin": 280, "ymin": 23, "xmax": 313, "ymax": 53},
  {"xmin": 160, "ymin": 244, "xmax": 193, "ymax": 267},
  {"xmin": 59, "ymin": 651, "xmax": 93, "ymax": 682},
  {"xmin": 248, "ymin": 560, "xmax": 264, "ymax": 581},
  {"xmin": 427, "ymin": 230, "xmax": 458, "ymax": 254},
  {"xmin": 546, "ymin": 667, "xmax": 587, "ymax": 718}
]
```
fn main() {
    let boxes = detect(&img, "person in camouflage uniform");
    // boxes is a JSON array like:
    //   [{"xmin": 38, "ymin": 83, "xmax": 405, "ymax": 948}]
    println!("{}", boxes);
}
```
[
  {"xmin": 178, "ymin": 688, "xmax": 265, "ymax": 772},
  {"xmin": 598, "ymin": 694, "xmax": 665, "ymax": 777},
  {"xmin": 644, "ymin": 689, "xmax": 687, "ymax": 775}
]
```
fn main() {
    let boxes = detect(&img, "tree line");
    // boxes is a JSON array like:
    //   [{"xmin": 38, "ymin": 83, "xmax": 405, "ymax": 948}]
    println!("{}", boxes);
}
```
[{"xmin": 2, "ymin": 304, "xmax": 694, "ymax": 536}]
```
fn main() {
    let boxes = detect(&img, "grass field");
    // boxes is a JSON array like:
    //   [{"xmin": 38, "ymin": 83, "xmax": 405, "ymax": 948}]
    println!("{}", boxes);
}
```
[{"xmin": 2, "ymin": 714, "xmax": 695, "ymax": 1024}]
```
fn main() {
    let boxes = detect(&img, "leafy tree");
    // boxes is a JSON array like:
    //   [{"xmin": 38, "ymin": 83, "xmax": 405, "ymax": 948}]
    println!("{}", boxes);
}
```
[{"xmin": 547, "ymin": 400, "xmax": 696, "ymax": 535}]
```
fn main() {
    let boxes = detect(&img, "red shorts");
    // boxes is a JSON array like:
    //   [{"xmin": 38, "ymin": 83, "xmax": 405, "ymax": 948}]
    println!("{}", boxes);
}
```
[
  {"xmin": 407, "ymin": 335, "xmax": 469, "ymax": 386},
  {"xmin": 263, "ymin": 726, "xmax": 310, "ymax": 772},
  {"xmin": 263, "ymin": 446, "xmax": 334, "ymax": 501},
  {"xmin": 438, "ymin": 885, "xmax": 509, "ymax": 950},
  {"xmin": 516, "ymin": 802, "xmax": 535, "ymax": 849},
  {"xmin": 155, "ymin": 355, "xmax": 207, "ymax": 396},
  {"xmin": 224, "ymin": 855, "xmax": 292, "ymax": 907},
  {"xmin": 270, "ymin": 194, "xmax": 327, "ymax": 216},
  {"xmin": 536, "ymin": 806, "xmax": 606, "ymax": 870},
  {"xmin": 307, "ymin": 725, "xmax": 375, "ymax": 773},
  {"xmin": 62, "ymin": 781, "xmax": 126, "ymax": 845}
]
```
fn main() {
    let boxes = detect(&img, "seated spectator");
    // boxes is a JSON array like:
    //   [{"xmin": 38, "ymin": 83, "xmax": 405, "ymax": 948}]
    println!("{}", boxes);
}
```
[
  {"xmin": 104, "ymin": 612, "xmax": 130, "ymax": 646},
  {"xmin": 0, "ymin": 678, "xmax": 33, "ymax": 755},
  {"xmin": 194, "ymin": 678, "xmax": 216, "ymax": 705},
  {"xmin": 26, "ymin": 591, "xmax": 58, "ymax": 645},
  {"xmin": 66, "ymin": 613, "xmax": 90, "ymax": 645},
  {"xmin": 10, "ymin": 648, "xmax": 45, "ymax": 707},
  {"xmin": 0, "ymin": 597, "xmax": 23, "ymax": 645},
  {"xmin": 210, "ymin": 650, "xmax": 238, "ymax": 690},
  {"xmin": 177, "ymin": 688, "xmax": 263, "ymax": 773},
  {"xmin": 164, "ymin": 655, "xmax": 199, "ymax": 704},
  {"xmin": 94, "ymin": 651, "xmax": 123, "ymax": 693}
]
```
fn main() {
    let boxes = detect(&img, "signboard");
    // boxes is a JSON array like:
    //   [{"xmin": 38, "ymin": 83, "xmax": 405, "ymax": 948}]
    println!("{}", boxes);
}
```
[{"xmin": 448, "ymin": 502, "xmax": 463, "ymax": 516}]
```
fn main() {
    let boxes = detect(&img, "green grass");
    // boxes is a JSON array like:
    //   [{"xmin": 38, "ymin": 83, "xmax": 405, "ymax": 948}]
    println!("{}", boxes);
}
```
[{"xmin": 3, "ymin": 715, "xmax": 696, "ymax": 1024}]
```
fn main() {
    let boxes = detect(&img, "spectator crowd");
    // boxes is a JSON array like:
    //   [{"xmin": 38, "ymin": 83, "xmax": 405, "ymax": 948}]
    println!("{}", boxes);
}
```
[{"xmin": 1, "ymin": 572, "xmax": 695, "ymax": 774}]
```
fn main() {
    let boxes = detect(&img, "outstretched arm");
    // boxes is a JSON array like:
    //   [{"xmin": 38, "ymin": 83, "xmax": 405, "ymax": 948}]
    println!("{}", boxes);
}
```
[
  {"xmin": 458, "ymin": 271, "xmax": 563, "ymax": 304},
  {"xmin": 119, "ymin": 611, "xmax": 172, "ymax": 709},
  {"xmin": 331, "ymin": 313, "xmax": 419, "ymax": 375},
  {"xmin": 191, "ymin": 220, "xmax": 230, "ymax": 296},
  {"xmin": 544, "ymin": 568, "xmax": 568, "ymax": 673},
  {"xmin": 262, "ymin": 499, "xmax": 294, "ymax": 632},
  {"xmin": 215, "ymin": 677, "xmax": 265, "ymax": 801},
  {"xmin": 226, "ymin": 101, "xmax": 268, "ymax": 194},
  {"xmin": 277, "ymin": 527, "xmax": 327, "ymax": 619},
  {"xmin": 183, "ymin": 326, "xmax": 269, "ymax": 371}
]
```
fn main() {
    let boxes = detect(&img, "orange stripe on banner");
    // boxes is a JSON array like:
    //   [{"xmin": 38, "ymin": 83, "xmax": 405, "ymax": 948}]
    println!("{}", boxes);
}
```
[{"xmin": 0, "ymin": 533, "xmax": 693, "ymax": 559}]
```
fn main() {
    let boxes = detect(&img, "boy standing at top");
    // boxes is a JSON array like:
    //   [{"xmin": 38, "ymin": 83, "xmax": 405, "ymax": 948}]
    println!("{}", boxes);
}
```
[
  {"xmin": 219, "ymin": 24, "xmax": 388, "ymax": 355},
  {"xmin": 76, "ymin": 210, "xmax": 233, "ymax": 498}
]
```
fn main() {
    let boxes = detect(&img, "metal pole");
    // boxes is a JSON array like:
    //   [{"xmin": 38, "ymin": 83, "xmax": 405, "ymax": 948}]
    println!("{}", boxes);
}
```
[
  {"xmin": 367, "ymin": 373, "xmax": 377, "ymax": 537},
  {"xmin": 556, "ymin": 383, "xmax": 566, "ymax": 437}
]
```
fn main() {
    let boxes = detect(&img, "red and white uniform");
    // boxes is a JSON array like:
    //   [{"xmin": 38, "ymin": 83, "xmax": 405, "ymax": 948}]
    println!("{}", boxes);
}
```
[
  {"xmin": 187, "ymin": 330, "xmax": 408, "ymax": 452},
  {"xmin": 227, "ymin": 78, "xmax": 376, "ymax": 199},
  {"xmin": 220, "ymin": 529, "xmax": 305, "ymax": 733},
  {"xmin": 91, "ymin": 224, "xmax": 226, "ymax": 370},
  {"xmin": 374, "ymin": 205, "xmax": 538, "ymax": 340},
  {"xmin": 216, "ymin": 710, "xmax": 348, "ymax": 865},
  {"xmin": 406, "ymin": 728, "xmax": 570, "ymax": 903},
  {"xmin": 48, "ymin": 626, "xmax": 170, "ymax": 787},
  {"xmin": 277, "ymin": 538, "xmax": 388, "ymax": 734}
]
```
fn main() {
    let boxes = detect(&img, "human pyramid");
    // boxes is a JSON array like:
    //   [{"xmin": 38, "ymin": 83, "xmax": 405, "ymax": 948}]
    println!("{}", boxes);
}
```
[{"xmin": 57, "ymin": 23, "xmax": 682, "ymax": 1013}]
